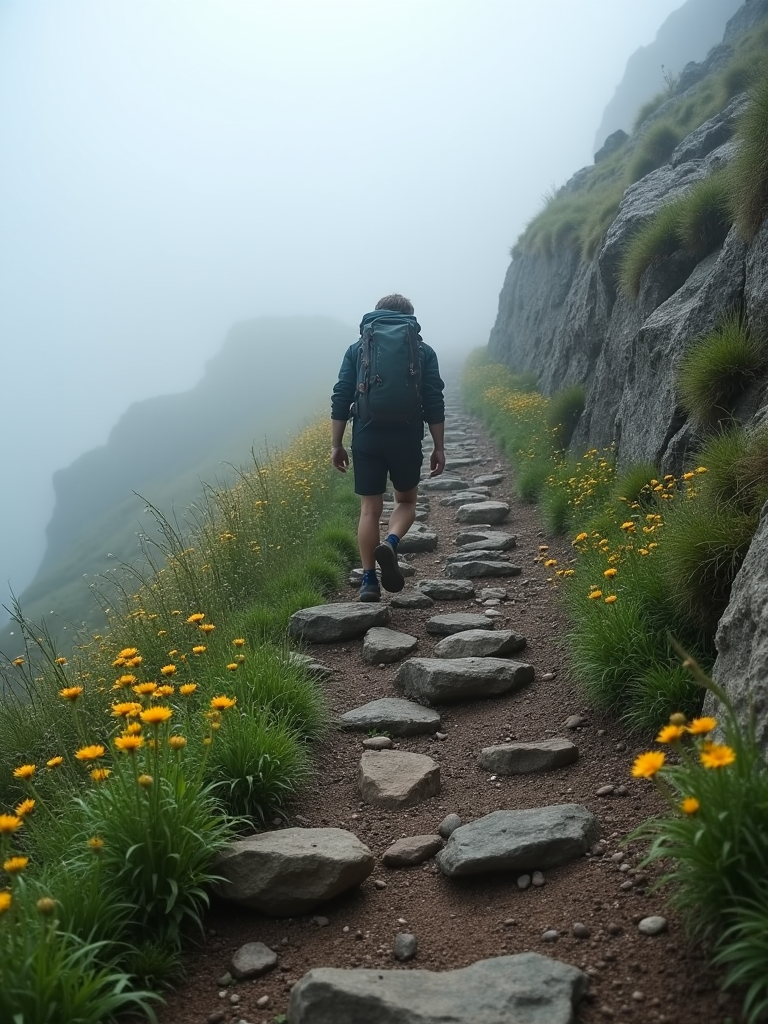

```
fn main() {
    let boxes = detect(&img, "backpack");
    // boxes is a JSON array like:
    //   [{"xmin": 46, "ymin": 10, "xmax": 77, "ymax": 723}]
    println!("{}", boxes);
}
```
[{"xmin": 354, "ymin": 310, "xmax": 423, "ymax": 424}]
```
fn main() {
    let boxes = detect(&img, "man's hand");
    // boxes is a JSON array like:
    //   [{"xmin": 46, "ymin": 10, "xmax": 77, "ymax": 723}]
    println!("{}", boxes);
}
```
[
  {"xmin": 332, "ymin": 445, "xmax": 349, "ymax": 473},
  {"xmin": 429, "ymin": 446, "xmax": 446, "ymax": 477}
]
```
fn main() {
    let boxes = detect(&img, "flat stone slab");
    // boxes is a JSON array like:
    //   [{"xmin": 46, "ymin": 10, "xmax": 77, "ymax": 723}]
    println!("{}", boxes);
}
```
[
  {"xmin": 433, "ymin": 629, "xmax": 527, "ymax": 659},
  {"xmin": 426, "ymin": 613, "xmax": 496, "ymax": 636},
  {"xmin": 419, "ymin": 476, "xmax": 471, "ymax": 492},
  {"xmin": 455, "ymin": 529, "xmax": 516, "ymax": 550},
  {"xmin": 358, "ymin": 750, "xmax": 441, "ymax": 809},
  {"xmin": 445, "ymin": 550, "xmax": 510, "ymax": 563},
  {"xmin": 440, "ymin": 490, "xmax": 492, "ymax": 507},
  {"xmin": 382, "ymin": 835, "xmax": 443, "ymax": 867},
  {"xmin": 395, "ymin": 657, "xmax": 534, "ymax": 704},
  {"xmin": 339, "ymin": 698, "xmax": 441, "ymax": 736},
  {"xmin": 230, "ymin": 942, "xmax": 278, "ymax": 979},
  {"xmin": 397, "ymin": 527, "xmax": 438, "ymax": 554},
  {"xmin": 436, "ymin": 805, "xmax": 598, "ymax": 877},
  {"xmin": 479, "ymin": 739, "xmax": 579, "ymax": 775},
  {"xmin": 289, "ymin": 603, "xmax": 390, "ymax": 643},
  {"xmin": 214, "ymin": 828, "xmax": 375, "ymax": 916},
  {"xmin": 390, "ymin": 590, "xmax": 435, "ymax": 609},
  {"xmin": 474, "ymin": 473, "xmax": 504, "ymax": 485},
  {"xmin": 363, "ymin": 627, "xmax": 418, "ymax": 664},
  {"xmin": 445, "ymin": 560, "xmax": 521, "ymax": 579},
  {"xmin": 456, "ymin": 501, "xmax": 510, "ymax": 525},
  {"xmin": 417, "ymin": 579, "xmax": 475, "ymax": 600},
  {"xmin": 288, "ymin": 952, "xmax": 589, "ymax": 1024}
]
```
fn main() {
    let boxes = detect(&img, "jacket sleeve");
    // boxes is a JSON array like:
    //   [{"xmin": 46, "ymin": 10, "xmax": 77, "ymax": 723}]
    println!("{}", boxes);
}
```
[
  {"xmin": 331, "ymin": 344, "xmax": 358, "ymax": 421},
  {"xmin": 421, "ymin": 344, "xmax": 445, "ymax": 425}
]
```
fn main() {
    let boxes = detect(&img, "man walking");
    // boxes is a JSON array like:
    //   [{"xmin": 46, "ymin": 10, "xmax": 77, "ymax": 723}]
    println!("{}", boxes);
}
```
[{"xmin": 331, "ymin": 294, "xmax": 445, "ymax": 602}]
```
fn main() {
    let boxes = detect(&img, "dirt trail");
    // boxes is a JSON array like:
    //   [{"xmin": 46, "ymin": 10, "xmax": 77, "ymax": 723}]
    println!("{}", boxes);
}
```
[{"xmin": 158, "ymin": 406, "xmax": 739, "ymax": 1024}]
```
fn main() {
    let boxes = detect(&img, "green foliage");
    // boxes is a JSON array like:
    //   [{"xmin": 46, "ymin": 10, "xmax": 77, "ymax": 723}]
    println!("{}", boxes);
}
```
[
  {"xmin": 713, "ymin": 886, "xmax": 768, "ymax": 1024},
  {"xmin": 546, "ymin": 384, "xmax": 585, "ymax": 447},
  {"xmin": 676, "ymin": 170, "xmax": 733, "ymax": 259},
  {"xmin": 516, "ymin": 462, "xmax": 549, "ymax": 503},
  {"xmin": 632, "ymin": 90, "xmax": 668, "ymax": 132},
  {"xmin": 628, "ymin": 121, "xmax": 683, "ymax": 183},
  {"xmin": 730, "ymin": 60, "xmax": 768, "ymax": 238},
  {"xmin": 622, "ymin": 663, "xmax": 701, "ymax": 734},
  {"xmin": 612, "ymin": 462, "xmax": 659, "ymax": 505},
  {"xmin": 677, "ymin": 313, "xmax": 765, "ymax": 426},
  {"xmin": 696, "ymin": 424, "xmax": 768, "ymax": 515},
  {"xmin": 541, "ymin": 485, "xmax": 571, "ymax": 536},
  {"xmin": 618, "ymin": 203, "xmax": 684, "ymax": 298}
]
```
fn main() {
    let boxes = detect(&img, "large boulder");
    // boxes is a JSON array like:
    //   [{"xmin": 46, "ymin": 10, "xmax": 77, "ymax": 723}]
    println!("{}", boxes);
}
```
[
  {"xmin": 436, "ymin": 805, "xmax": 598, "ymax": 877},
  {"xmin": 288, "ymin": 952, "xmax": 589, "ymax": 1024},
  {"xmin": 214, "ymin": 828, "xmax": 374, "ymax": 915},
  {"xmin": 289, "ymin": 603, "xmax": 390, "ymax": 643},
  {"xmin": 395, "ymin": 657, "xmax": 534, "ymax": 704}
]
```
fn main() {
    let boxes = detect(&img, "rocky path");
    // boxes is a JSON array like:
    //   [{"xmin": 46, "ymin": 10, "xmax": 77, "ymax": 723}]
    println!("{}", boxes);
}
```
[{"xmin": 158, "ymin": 394, "xmax": 740, "ymax": 1024}]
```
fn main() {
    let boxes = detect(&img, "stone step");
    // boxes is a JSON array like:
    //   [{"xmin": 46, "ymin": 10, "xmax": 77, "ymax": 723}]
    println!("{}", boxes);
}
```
[
  {"xmin": 394, "ymin": 656, "xmax": 534, "ymax": 704},
  {"xmin": 362, "ymin": 627, "xmax": 418, "ymax": 664},
  {"xmin": 433, "ymin": 629, "xmax": 526, "ymax": 659},
  {"xmin": 439, "ymin": 490, "xmax": 492, "ymax": 507},
  {"xmin": 478, "ymin": 739, "xmax": 579, "ymax": 774},
  {"xmin": 358, "ymin": 750, "xmax": 440, "ymax": 809},
  {"xmin": 473, "ymin": 473, "xmax": 504, "ymax": 485},
  {"xmin": 289, "ymin": 603, "xmax": 390, "ymax": 643},
  {"xmin": 397, "ymin": 526, "xmax": 438, "ymax": 553},
  {"xmin": 338, "ymin": 697, "xmax": 441, "ymax": 736},
  {"xmin": 444, "ymin": 549, "xmax": 510, "ymax": 563},
  {"xmin": 425, "ymin": 612, "xmax": 495, "ymax": 636},
  {"xmin": 390, "ymin": 589, "xmax": 435, "ymax": 609},
  {"xmin": 445, "ymin": 560, "xmax": 521, "ymax": 580},
  {"xmin": 417, "ymin": 579, "xmax": 475, "ymax": 600},
  {"xmin": 455, "ymin": 501, "xmax": 510, "ymax": 525},
  {"xmin": 419, "ymin": 476, "xmax": 471, "ymax": 492},
  {"xmin": 454, "ymin": 530, "xmax": 517, "ymax": 551}
]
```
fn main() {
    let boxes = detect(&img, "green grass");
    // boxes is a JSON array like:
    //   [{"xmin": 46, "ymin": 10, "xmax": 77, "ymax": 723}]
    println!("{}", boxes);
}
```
[
  {"xmin": 730, "ymin": 60, "xmax": 768, "ymax": 238},
  {"xmin": 696, "ymin": 424, "xmax": 768, "ymax": 515},
  {"xmin": 677, "ymin": 313, "xmax": 765, "ymax": 426},
  {"xmin": 618, "ymin": 203, "xmax": 685, "ymax": 298},
  {"xmin": 546, "ymin": 384, "xmax": 585, "ymax": 448},
  {"xmin": 541, "ymin": 485, "xmax": 571, "ymax": 536},
  {"xmin": 632, "ymin": 91, "xmax": 668, "ymax": 132},
  {"xmin": 628, "ymin": 121, "xmax": 683, "ymax": 183},
  {"xmin": 516, "ymin": 462, "xmax": 549, "ymax": 502},
  {"xmin": 611, "ymin": 462, "xmax": 659, "ymax": 505}
]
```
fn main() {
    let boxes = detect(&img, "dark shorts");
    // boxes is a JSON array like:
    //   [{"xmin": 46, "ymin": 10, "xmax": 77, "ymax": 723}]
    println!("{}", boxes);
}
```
[{"xmin": 351, "ymin": 424, "xmax": 423, "ymax": 496}]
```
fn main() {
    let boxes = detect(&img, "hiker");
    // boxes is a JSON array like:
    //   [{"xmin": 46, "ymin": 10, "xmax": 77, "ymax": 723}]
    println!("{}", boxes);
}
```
[{"xmin": 331, "ymin": 294, "xmax": 445, "ymax": 602}]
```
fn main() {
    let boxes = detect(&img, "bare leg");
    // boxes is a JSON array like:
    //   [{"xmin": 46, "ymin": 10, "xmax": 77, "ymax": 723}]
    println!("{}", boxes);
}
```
[
  {"xmin": 358, "ymin": 494, "xmax": 384, "ymax": 569},
  {"xmin": 387, "ymin": 486, "xmax": 418, "ymax": 540}
]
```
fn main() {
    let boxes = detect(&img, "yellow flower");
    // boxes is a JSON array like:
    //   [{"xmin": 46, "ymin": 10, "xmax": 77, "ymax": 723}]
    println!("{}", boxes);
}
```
[
  {"xmin": 603, "ymin": 568, "xmax": 617, "ymax": 578},
  {"xmin": 114, "ymin": 734, "xmax": 144, "ymax": 753},
  {"xmin": 700, "ymin": 744, "xmax": 736, "ymax": 769},
  {"xmin": 681, "ymin": 796, "xmax": 700, "ymax": 815},
  {"xmin": 179, "ymin": 683, "xmax": 198, "ymax": 696},
  {"xmin": 126, "ymin": 656, "xmax": 143, "ymax": 667},
  {"xmin": 192, "ymin": 645, "xmax": 206, "ymax": 655},
  {"xmin": 588, "ymin": 590, "xmax": 603, "ymax": 600},
  {"xmin": 157, "ymin": 630, "xmax": 167, "ymax": 637},
  {"xmin": 114, "ymin": 674, "xmax": 137, "ymax": 688},
  {"xmin": 604, "ymin": 594, "xmax": 617, "ymax": 604},
  {"xmin": 118, "ymin": 648, "xmax": 139, "ymax": 659},
  {"xmin": 544, "ymin": 559, "xmax": 557, "ymax": 567},
  {"xmin": 171, "ymin": 609, "xmax": 181, "ymax": 616},
  {"xmin": 0, "ymin": 815, "xmax": 23, "ymax": 835},
  {"xmin": 90, "ymin": 768, "xmax": 111, "ymax": 782},
  {"xmin": 75, "ymin": 745, "xmax": 105, "ymax": 762},
  {"xmin": 59, "ymin": 684, "xmax": 83, "ymax": 701},
  {"xmin": 133, "ymin": 682, "xmax": 157, "ymax": 696},
  {"xmin": 573, "ymin": 532, "xmax": 588, "ymax": 543},
  {"xmin": 46, "ymin": 756, "xmax": 63, "ymax": 769},
  {"xmin": 140, "ymin": 706, "xmax": 173, "ymax": 725},
  {"xmin": 235, "ymin": 654, "xmax": 246, "ymax": 663},
  {"xmin": 12, "ymin": 657, "xmax": 24, "ymax": 667},
  {"xmin": 13, "ymin": 764, "xmax": 36, "ymax": 780},
  {"xmin": 154, "ymin": 684, "xmax": 175, "ymax": 697},
  {"xmin": 186, "ymin": 613, "xmax": 205, "ymax": 624},
  {"xmin": 232, "ymin": 638, "xmax": 246, "ymax": 647},
  {"xmin": 687, "ymin": 716, "xmax": 717, "ymax": 735},
  {"xmin": 123, "ymin": 722, "xmax": 142, "ymax": 736},
  {"xmin": 210, "ymin": 694, "xmax": 237, "ymax": 710},
  {"xmin": 0, "ymin": 892, "xmax": 12, "ymax": 914},
  {"xmin": 112, "ymin": 657, "xmax": 127, "ymax": 668},
  {"xmin": 631, "ymin": 751, "xmax": 666, "ymax": 778},
  {"xmin": 137, "ymin": 774, "xmax": 154, "ymax": 788},
  {"xmin": 198, "ymin": 623, "xmax": 216, "ymax": 633},
  {"xmin": 88, "ymin": 836, "xmax": 104, "ymax": 851},
  {"xmin": 15, "ymin": 799, "xmax": 35, "ymax": 817},
  {"xmin": 695, "ymin": 466, "xmax": 707, "ymax": 474},
  {"xmin": 656, "ymin": 724, "xmax": 686, "ymax": 744},
  {"xmin": 682, "ymin": 472, "xmax": 695, "ymax": 481},
  {"xmin": 226, "ymin": 662, "xmax": 239, "ymax": 671},
  {"xmin": 54, "ymin": 657, "xmax": 67, "ymax": 665},
  {"xmin": 111, "ymin": 701, "xmax": 142, "ymax": 718},
  {"xmin": 168, "ymin": 735, "xmax": 187, "ymax": 750},
  {"xmin": 160, "ymin": 664, "xmax": 177, "ymax": 677},
  {"xmin": 3, "ymin": 856, "xmax": 29, "ymax": 874},
  {"xmin": 620, "ymin": 521, "xmax": 635, "ymax": 531}
]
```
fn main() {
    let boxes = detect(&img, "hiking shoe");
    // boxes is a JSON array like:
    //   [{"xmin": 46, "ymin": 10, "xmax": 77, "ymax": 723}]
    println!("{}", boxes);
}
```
[
  {"xmin": 374, "ymin": 540, "xmax": 405, "ymax": 593},
  {"xmin": 359, "ymin": 579, "xmax": 381, "ymax": 602}
]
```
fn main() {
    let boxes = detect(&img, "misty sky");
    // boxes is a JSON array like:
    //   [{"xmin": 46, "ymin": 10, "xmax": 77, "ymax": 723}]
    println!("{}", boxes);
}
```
[{"xmin": 0, "ymin": 0, "xmax": 687, "ymax": 617}]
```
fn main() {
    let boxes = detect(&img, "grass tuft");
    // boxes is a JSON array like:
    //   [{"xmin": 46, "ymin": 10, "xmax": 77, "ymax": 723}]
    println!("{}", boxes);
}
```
[
  {"xmin": 546, "ymin": 384, "xmax": 585, "ymax": 448},
  {"xmin": 676, "ymin": 170, "xmax": 733, "ymax": 260},
  {"xmin": 628, "ymin": 121, "xmax": 683, "ymax": 183},
  {"xmin": 618, "ymin": 203, "xmax": 684, "ymax": 299},
  {"xmin": 730, "ymin": 60, "xmax": 768, "ymax": 238},
  {"xmin": 632, "ymin": 91, "xmax": 668, "ymax": 132}
]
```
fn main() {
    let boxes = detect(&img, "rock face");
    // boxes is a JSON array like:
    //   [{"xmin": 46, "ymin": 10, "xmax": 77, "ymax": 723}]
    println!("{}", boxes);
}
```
[
  {"xmin": 478, "ymin": 739, "xmax": 579, "ymax": 774},
  {"xmin": 395, "ymin": 657, "xmax": 534, "ymax": 704},
  {"xmin": 289, "ymin": 603, "xmax": 390, "ymax": 643},
  {"xmin": 214, "ymin": 828, "xmax": 375, "ymax": 915},
  {"xmin": 362, "ymin": 627, "xmax": 418, "ymax": 664},
  {"xmin": 339, "ymin": 697, "xmax": 441, "ymax": 736},
  {"xmin": 288, "ymin": 952, "xmax": 589, "ymax": 1024},
  {"xmin": 436, "ymin": 805, "xmax": 598, "ymax": 877},
  {"xmin": 707, "ymin": 510, "xmax": 768, "ymax": 752},
  {"xmin": 358, "ymin": 751, "xmax": 441, "ymax": 809}
]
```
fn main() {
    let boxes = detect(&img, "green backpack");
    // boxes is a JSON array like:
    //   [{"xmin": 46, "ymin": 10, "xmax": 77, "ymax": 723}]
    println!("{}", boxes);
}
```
[{"xmin": 355, "ymin": 310, "xmax": 423, "ymax": 424}]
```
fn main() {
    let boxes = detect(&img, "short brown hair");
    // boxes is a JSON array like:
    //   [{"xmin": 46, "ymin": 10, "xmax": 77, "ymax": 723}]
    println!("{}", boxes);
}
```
[{"xmin": 375, "ymin": 293, "xmax": 414, "ymax": 314}]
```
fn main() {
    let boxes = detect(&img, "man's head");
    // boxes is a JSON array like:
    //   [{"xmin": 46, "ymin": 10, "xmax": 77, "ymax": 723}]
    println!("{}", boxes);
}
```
[{"xmin": 375, "ymin": 294, "xmax": 414, "ymax": 315}]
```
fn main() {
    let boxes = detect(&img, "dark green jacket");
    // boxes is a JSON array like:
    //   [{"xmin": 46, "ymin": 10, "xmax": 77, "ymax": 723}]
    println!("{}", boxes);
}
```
[{"xmin": 331, "ymin": 340, "xmax": 445, "ymax": 430}]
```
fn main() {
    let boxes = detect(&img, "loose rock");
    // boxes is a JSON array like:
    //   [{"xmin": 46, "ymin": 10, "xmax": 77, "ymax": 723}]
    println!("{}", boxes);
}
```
[
  {"xmin": 395, "ymin": 656, "xmax": 534, "ymax": 704},
  {"xmin": 382, "ymin": 835, "xmax": 443, "ymax": 867},
  {"xmin": 390, "ymin": 590, "xmax": 435, "ymax": 609},
  {"xmin": 638, "ymin": 916, "xmax": 668, "ymax": 936},
  {"xmin": 479, "ymin": 739, "xmax": 579, "ymax": 775},
  {"xmin": 393, "ymin": 933, "xmax": 418, "ymax": 962},
  {"xmin": 363, "ymin": 736, "xmax": 394, "ymax": 750},
  {"xmin": 417, "ymin": 579, "xmax": 475, "ymax": 600},
  {"xmin": 288, "ymin": 603, "xmax": 390, "ymax": 643},
  {"xmin": 362, "ymin": 627, "xmax": 418, "ymax": 665},
  {"xmin": 425, "ymin": 613, "xmax": 496, "ymax": 636},
  {"xmin": 230, "ymin": 942, "xmax": 278, "ymax": 980},
  {"xmin": 339, "ymin": 698, "xmax": 441, "ymax": 736},
  {"xmin": 445, "ymin": 560, "xmax": 521, "ymax": 579},
  {"xmin": 358, "ymin": 750, "xmax": 441, "ymax": 809},
  {"xmin": 438, "ymin": 813, "xmax": 463, "ymax": 838},
  {"xmin": 456, "ymin": 501, "xmax": 510, "ymax": 525},
  {"xmin": 433, "ymin": 628, "xmax": 526, "ymax": 659}
]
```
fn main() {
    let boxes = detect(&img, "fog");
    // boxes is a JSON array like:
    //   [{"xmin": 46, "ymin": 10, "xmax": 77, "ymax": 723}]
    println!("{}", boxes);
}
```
[{"xmin": 0, "ymin": 0, "xmax": 685, "ymax": 618}]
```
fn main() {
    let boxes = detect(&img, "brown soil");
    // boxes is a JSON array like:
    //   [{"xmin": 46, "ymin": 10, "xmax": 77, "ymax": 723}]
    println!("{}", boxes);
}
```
[{"xmin": 157, "ymin": 415, "xmax": 740, "ymax": 1024}]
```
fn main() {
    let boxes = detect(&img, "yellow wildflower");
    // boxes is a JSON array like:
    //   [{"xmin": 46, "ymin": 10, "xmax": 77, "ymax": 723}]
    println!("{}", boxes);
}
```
[
  {"xmin": 90, "ymin": 768, "xmax": 111, "ymax": 782},
  {"xmin": 198, "ymin": 623, "xmax": 216, "ymax": 633},
  {"xmin": 160, "ymin": 664, "xmax": 177, "ymax": 677},
  {"xmin": 0, "ymin": 815, "xmax": 23, "ymax": 834},
  {"xmin": 3, "ymin": 856, "xmax": 29, "ymax": 874},
  {"xmin": 604, "ymin": 595, "xmax": 617, "ymax": 604},
  {"xmin": 192, "ymin": 645, "xmax": 206, "ymax": 655},
  {"xmin": 179, "ymin": 683, "xmax": 198, "ymax": 696},
  {"xmin": 0, "ymin": 892, "xmax": 12, "ymax": 914},
  {"xmin": 54, "ymin": 657, "xmax": 67, "ymax": 665},
  {"xmin": 186, "ymin": 613, "xmax": 205, "ymax": 624},
  {"xmin": 631, "ymin": 751, "xmax": 665, "ymax": 778},
  {"xmin": 13, "ymin": 764, "xmax": 36, "ymax": 780},
  {"xmin": 210, "ymin": 694, "xmax": 237, "ymax": 710},
  {"xmin": 232, "ymin": 638, "xmax": 246, "ymax": 647},
  {"xmin": 75, "ymin": 745, "xmax": 105, "ymax": 762},
  {"xmin": 168, "ymin": 735, "xmax": 187, "ymax": 750},
  {"xmin": 681, "ymin": 796, "xmax": 700, "ymax": 815},
  {"xmin": 46, "ymin": 756, "xmax": 63, "ymax": 769},
  {"xmin": 656, "ymin": 724, "xmax": 686, "ymax": 744},
  {"xmin": 700, "ymin": 744, "xmax": 736, "ymax": 769},
  {"xmin": 603, "ymin": 568, "xmax": 617, "ymax": 578},
  {"xmin": 114, "ymin": 734, "xmax": 144, "ymax": 753},
  {"xmin": 687, "ymin": 716, "xmax": 717, "ymax": 735},
  {"xmin": 588, "ymin": 590, "xmax": 603, "ymax": 600},
  {"xmin": 15, "ymin": 799, "xmax": 35, "ymax": 817}
]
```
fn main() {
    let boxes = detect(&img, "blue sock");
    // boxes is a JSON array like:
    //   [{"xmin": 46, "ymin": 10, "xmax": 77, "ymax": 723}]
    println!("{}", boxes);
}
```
[
  {"xmin": 386, "ymin": 533, "xmax": 400, "ymax": 550},
  {"xmin": 362, "ymin": 568, "xmax": 378, "ymax": 585}
]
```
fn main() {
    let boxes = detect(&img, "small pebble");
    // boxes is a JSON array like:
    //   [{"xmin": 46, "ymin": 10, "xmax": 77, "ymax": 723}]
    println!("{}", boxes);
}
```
[
  {"xmin": 438, "ymin": 813, "xmax": 462, "ymax": 838},
  {"xmin": 615, "ymin": 784, "xmax": 629, "ymax": 796},
  {"xmin": 615, "ymin": 741, "xmax": 627, "ymax": 752},
  {"xmin": 435, "ymin": 732, "xmax": 448, "ymax": 741},
  {"xmin": 638, "ymin": 916, "xmax": 668, "ymax": 936},
  {"xmin": 516, "ymin": 874, "xmax": 531, "ymax": 890},
  {"xmin": 256, "ymin": 995, "xmax": 270, "ymax": 1009},
  {"xmin": 363, "ymin": 736, "xmax": 393, "ymax": 750},
  {"xmin": 620, "ymin": 880, "xmax": 634, "ymax": 891},
  {"xmin": 542, "ymin": 671, "xmax": 556, "ymax": 681},
  {"xmin": 393, "ymin": 933, "xmax": 418, "ymax": 962},
  {"xmin": 607, "ymin": 923, "xmax": 623, "ymax": 935},
  {"xmin": 596, "ymin": 785, "xmax": 615, "ymax": 797},
  {"xmin": 312, "ymin": 916, "xmax": 330, "ymax": 927},
  {"xmin": 272, "ymin": 817, "xmax": 282, "ymax": 826},
  {"xmin": 597, "ymin": 728, "xmax": 606, "ymax": 736},
  {"xmin": 565, "ymin": 715, "xmax": 584, "ymax": 729},
  {"xmin": 503, "ymin": 918, "xmax": 517, "ymax": 927},
  {"xmin": 217, "ymin": 973, "xmax": 233, "ymax": 986},
  {"xmin": 572, "ymin": 923, "xmax": 591, "ymax": 939},
  {"xmin": 229, "ymin": 993, "xmax": 240, "ymax": 1005},
  {"xmin": 610, "ymin": 853, "xmax": 624, "ymax": 863},
  {"xmin": 541, "ymin": 929, "xmax": 559, "ymax": 942},
  {"xmin": 631, "ymin": 991, "xmax": 645, "ymax": 1002},
  {"xmin": 374, "ymin": 879, "xmax": 387, "ymax": 890},
  {"xmin": 207, "ymin": 1013, "xmax": 226, "ymax": 1024},
  {"xmin": 531, "ymin": 871, "xmax": 546, "ymax": 887}
]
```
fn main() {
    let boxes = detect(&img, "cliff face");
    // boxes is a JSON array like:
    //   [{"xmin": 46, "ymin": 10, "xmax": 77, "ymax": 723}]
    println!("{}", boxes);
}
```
[{"xmin": 488, "ymin": 0, "xmax": 768, "ymax": 745}]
